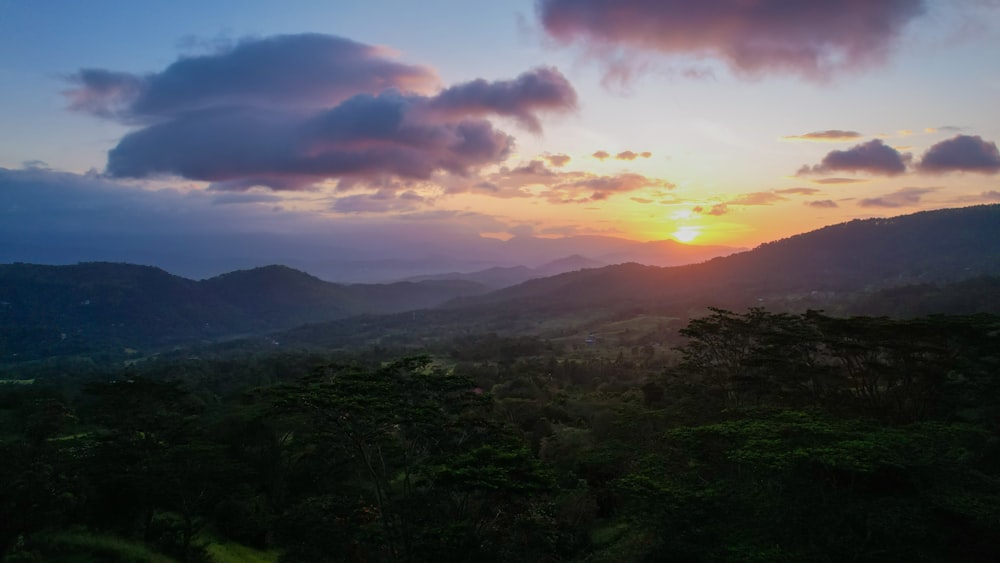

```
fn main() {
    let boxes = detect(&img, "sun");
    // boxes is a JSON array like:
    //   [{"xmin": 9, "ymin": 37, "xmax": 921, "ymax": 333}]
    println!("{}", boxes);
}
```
[{"xmin": 672, "ymin": 226, "xmax": 701, "ymax": 243}]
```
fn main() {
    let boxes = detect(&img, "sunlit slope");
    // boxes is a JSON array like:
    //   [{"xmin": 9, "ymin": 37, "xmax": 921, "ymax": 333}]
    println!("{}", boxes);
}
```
[{"xmin": 448, "ymin": 205, "xmax": 1000, "ymax": 313}]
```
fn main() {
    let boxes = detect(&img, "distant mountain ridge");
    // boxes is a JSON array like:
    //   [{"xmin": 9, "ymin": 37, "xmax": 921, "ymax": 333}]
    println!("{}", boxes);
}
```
[
  {"xmin": 404, "ymin": 254, "xmax": 607, "ymax": 288},
  {"xmin": 0, "ymin": 262, "xmax": 488, "ymax": 360},
  {"xmin": 447, "ymin": 204, "xmax": 1000, "ymax": 313},
  {"xmin": 4, "ymin": 204, "xmax": 999, "ymax": 363},
  {"xmin": 308, "ymin": 237, "xmax": 743, "ymax": 282},
  {"xmin": 1, "ymin": 229, "xmax": 744, "ymax": 282}
]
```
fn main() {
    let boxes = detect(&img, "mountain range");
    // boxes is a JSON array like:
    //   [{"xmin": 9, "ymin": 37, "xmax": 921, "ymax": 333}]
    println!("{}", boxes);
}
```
[
  {"xmin": 404, "ymin": 254, "xmax": 607, "ymax": 288},
  {"xmin": 0, "ymin": 263, "xmax": 487, "ymax": 360},
  {"xmin": 2, "ymin": 229, "xmax": 743, "ymax": 283},
  {"xmin": 449, "ymin": 204, "xmax": 1000, "ymax": 314},
  {"xmin": 3, "ymin": 204, "xmax": 999, "ymax": 363}
]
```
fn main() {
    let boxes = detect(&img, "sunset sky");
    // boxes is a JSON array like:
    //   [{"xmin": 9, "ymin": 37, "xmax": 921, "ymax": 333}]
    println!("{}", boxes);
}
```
[{"xmin": 2, "ymin": 0, "xmax": 999, "ymax": 276}]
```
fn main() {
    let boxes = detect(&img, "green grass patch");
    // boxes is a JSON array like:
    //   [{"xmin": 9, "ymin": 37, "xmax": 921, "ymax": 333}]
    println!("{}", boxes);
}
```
[
  {"xmin": 202, "ymin": 538, "xmax": 279, "ymax": 563},
  {"xmin": 590, "ymin": 521, "xmax": 630, "ymax": 547},
  {"xmin": 10, "ymin": 529, "xmax": 278, "ymax": 563},
  {"xmin": 48, "ymin": 431, "xmax": 93, "ymax": 442},
  {"xmin": 22, "ymin": 529, "xmax": 177, "ymax": 562}
]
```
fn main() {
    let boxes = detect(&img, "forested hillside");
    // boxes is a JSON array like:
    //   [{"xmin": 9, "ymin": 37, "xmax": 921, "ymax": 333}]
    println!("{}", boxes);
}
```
[
  {"xmin": 2, "ymin": 310, "xmax": 999, "ymax": 561},
  {"xmin": 4, "ymin": 206, "xmax": 1000, "ymax": 561},
  {"xmin": 0, "ymin": 263, "xmax": 488, "ymax": 361}
]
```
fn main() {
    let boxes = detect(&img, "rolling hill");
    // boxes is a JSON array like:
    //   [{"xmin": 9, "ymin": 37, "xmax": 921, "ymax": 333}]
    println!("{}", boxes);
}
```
[
  {"xmin": 447, "ymin": 204, "xmax": 1000, "ymax": 313},
  {"xmin": 0, "ymin": 263, "xmax": 488, "ymax": 360}
]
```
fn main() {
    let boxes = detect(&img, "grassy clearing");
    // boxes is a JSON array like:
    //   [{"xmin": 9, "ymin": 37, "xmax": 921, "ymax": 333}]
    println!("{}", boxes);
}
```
[
  {"xmin": 0, "ymin": 378, "xmax": 34, "ymax": 385},
  {"xmin": 29, "ymin": 529, "xmax": 177, "ymax": 562},
  {"xmin": 203, "ymin": 540, "xmax": 280, "ymax": 563},
  {"xmin": 9, "ymin": 529, "xmax": 277, "ymax": 563},
  {"xmin": 548, "ymin": 314, "xmax": 677, "ymax": 346},
  {"xmin": 47, "ymin": 434, "xmax": 91, "ymax": 443},
  {"xmin": 590, "ymin": 314, "xmax": 677, "ymax": 335}
]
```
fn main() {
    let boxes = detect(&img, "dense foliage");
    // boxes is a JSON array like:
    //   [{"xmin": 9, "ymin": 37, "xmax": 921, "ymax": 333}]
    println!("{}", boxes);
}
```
[{"xmin": 2, "ymin": 309, "xmax": 999, "ymax": 561}]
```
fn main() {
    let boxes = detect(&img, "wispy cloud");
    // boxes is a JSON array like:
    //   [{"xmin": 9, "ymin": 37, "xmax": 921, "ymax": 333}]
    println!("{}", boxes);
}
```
[
  {"xmin": 692, "ymin": 190, "xmax": 789, "ymax": 216},
  {"xmin": 858, "ymin": 187, "xmax": 937, "ymax": 208},
  {"xmin": 331, "ymin": 189, "xmax": 429, "ymax": 214},
  {"xmin": 782, "ymin": 130, "xmax": 863, "ymax": 142},
  {"xmin": 806, "ymin": 199, "xmax": 839, "ymax": 208},
  {"xmin": 591, "ymin": 149, "xmax": 652, "ymax": 161},
  {"xmin": 693, "ymin": 203, "xmax": 729, "ymax": 216},
  {"xmin": 728, "ymin": 192, "xmax": 787, "ymax": 206},
  {"xmin": 614, "ymin": 150, "xmax": 652, "ymax": 160},
  {"xmin": 809, "ymin": 177, "xmax": 868, "ymax": 184},
  {"xmin": 543, "ymin": 173, "xmax": 673, "ymax": 204},
  {"xmin": 458, "ymin": 159, "xmax": 675, "ymax": 204},
  {"xmin": 775, "ymin": 187, "xmax": 822, "ymax": 195}
]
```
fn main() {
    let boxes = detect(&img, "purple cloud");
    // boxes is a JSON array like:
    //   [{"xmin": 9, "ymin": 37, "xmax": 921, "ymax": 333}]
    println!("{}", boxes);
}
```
[
  {"xmin": 806, "ymin": 199, "xmax": 839, "ymax": 208},
  {"xmin": 776, "ymin": 187, "xmax": 821, "ymax": 195},
  {"xmin": 66, "ymin": 34, "xmax": 438, "ymax": 120},
  {"xmin": 858, "ymin": 187, "xmax": 937, "ymax": 208},
  {"xmin": 810, "ymin": 177, "xmax": 867, "ymax": 184},
  {"xmin": 65, "ymin": 69, "xmax": 145, "ymax": 119},
  {"xmin": 917, "ymin": 135, "xmax": 1000, "ymax": 174},
  {"xmin": 798, "ymin": 139, "xmax": 911, "ymax": 176},
  {"xmin": 427, "ymin": 67, "xmax": 577, "ymax": 133},
  {"xmin": 537, "ymin": 0, "xmax": 925, "ymax": 80},
  {"xmin": 105, "ymin": 97, "xmax": 515, "ymax": 190},
  {"xmin": 67, "ymin": 34, "xmax": 577, "ymax": 191}
]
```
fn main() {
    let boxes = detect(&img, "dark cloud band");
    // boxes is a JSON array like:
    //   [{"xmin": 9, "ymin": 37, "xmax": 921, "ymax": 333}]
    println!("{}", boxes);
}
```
[{"xmin": 537, "ymin": 0, "xmax": 925, "ymax": 80}]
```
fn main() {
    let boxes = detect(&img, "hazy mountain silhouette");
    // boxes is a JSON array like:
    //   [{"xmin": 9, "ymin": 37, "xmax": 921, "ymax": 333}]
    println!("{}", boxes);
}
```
[
  {"xmin": 404, "ymin": 254, "xmax": 606, "ymax": 288},
  {"xmin": 447, "ymin": 204, "xmax": 1000, "ymax": 313},
  {"xmin": 226, "ymin": 204, "xmax": 1000, "ymax": 355},
  {"xmin": 307, "ymin": 237, "xmax": 741, "ymax": 282},
  {"xmin": 4, "ymin": 205, "xmax": 999, "ymax": 361},
  {"xmin": 0, "ymin": 262, "xmax": 488, "ymax": 360}
]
